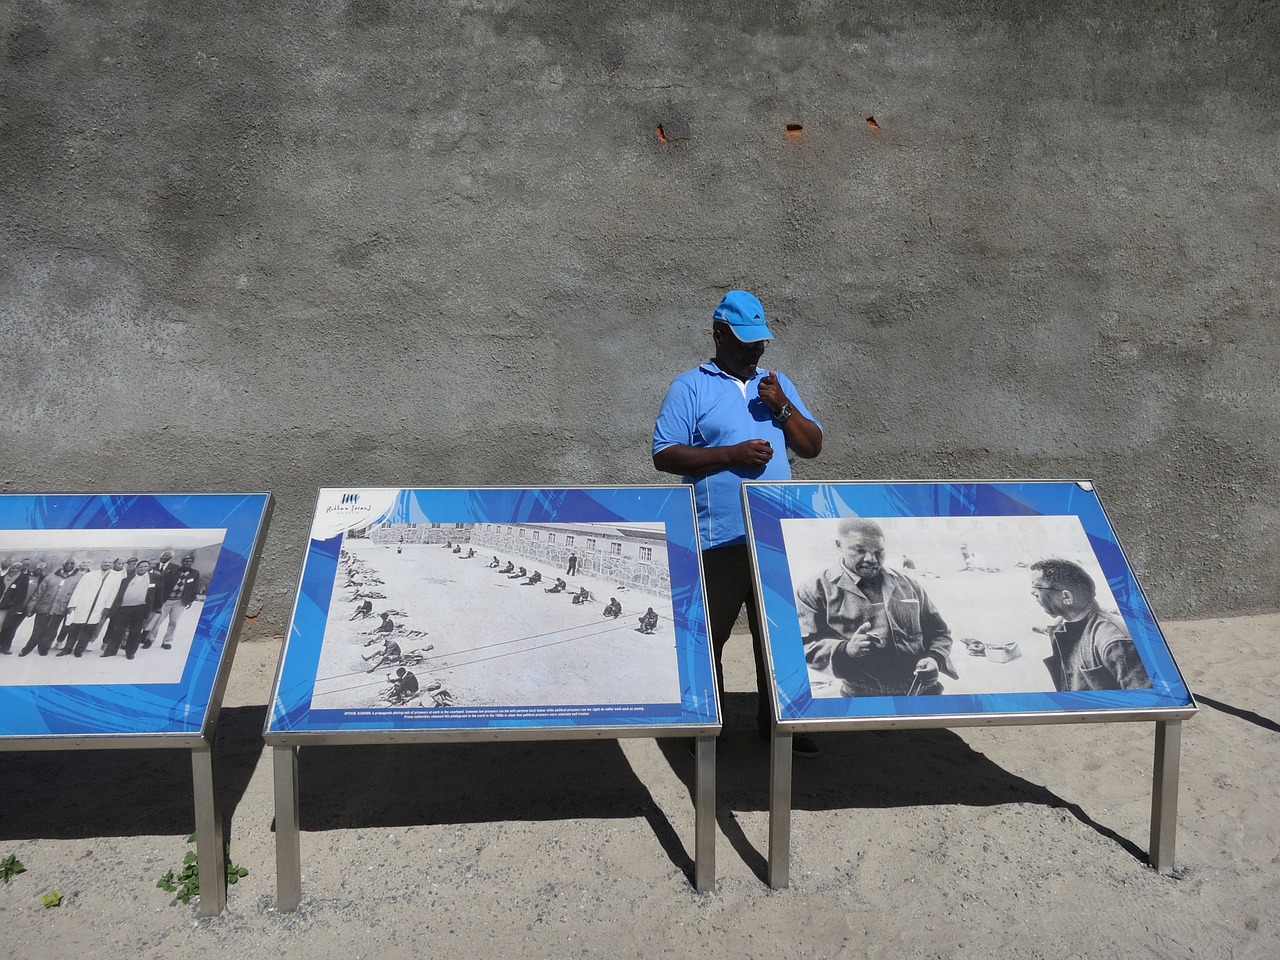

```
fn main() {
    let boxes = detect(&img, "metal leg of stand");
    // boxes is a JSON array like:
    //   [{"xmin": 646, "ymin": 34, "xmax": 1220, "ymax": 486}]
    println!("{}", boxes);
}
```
[
  {"xmin": 1149, "ymin": 719, "xmax": 1182, "ymax": 873},
  {"xmin": 191, "ymin": 743, "xmax": 226, "ymax": 917},
  {"xmin": 693, "ymin": 735, "xmax": 716, "ymax": 893},
  {"xmin": 768, "ymin": 731, "xmax": 793, "ymax": 889},
  {"xmin": 274, "ymin": 745, "xmax": 302, "ymax": 911}
]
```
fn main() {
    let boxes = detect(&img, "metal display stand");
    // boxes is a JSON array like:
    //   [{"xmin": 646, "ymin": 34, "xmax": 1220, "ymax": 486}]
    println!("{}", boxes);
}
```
[
  {"xmin": 742, "ymin": 480, "xmax": 1199, "ymax": 888},
  {"xmin": 766, "ymin": 711, "xmax": 1193, "ymax": 889},
  {"xmin": 268, "ymin": 727, "xmax": 719, "ymax": 911},
  {"xmin": 265, "ymin": 486, "xmax": 721, "ymax": 909},
  {"xmin": 0, "ymin": 492, "xmax": 273, "ymax": 917}
]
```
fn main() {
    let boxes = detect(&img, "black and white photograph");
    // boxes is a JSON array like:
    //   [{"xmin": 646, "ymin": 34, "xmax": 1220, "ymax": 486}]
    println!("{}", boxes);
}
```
[
  {"xmin": 309, "ymin": 520, "xmax": 680, "ymax": 710},
  {"xmin": 781, "ymin": 514, "xmax": 1152, "ymax": 698},
  {"xmin": 0, "ymin": 529, "xmax": 224, "ymax": 686}
]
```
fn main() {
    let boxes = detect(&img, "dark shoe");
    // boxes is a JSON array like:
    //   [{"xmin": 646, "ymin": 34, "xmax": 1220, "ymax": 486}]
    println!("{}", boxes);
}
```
[
  {"xmin": 161, "ymin": 643, "xmax": 172, "ymax": 650},
  {"xmin": 56, "ymin": 650, "xmax": 72, "ymax": 657},
  {"xmin": 18, "ymin": 649, "xmax": 31, "ymax": 657},
  {"xmin": 758, "ymin": 727, "xmax": 821, "ymax": 758},
  {"xmin": 73, "ymin": 652, "xmax": 83, "ymax": 658},
  {"xmin": 126, "ymin": 653, "xmax": 135, "ymax": 660},
  {"xmin": 792, "ymin": 735, "xmax": 820, "ymax": 759},
  {"xmin": 686, "ymin": 735, "xmax": 726, "ymax": 758}
]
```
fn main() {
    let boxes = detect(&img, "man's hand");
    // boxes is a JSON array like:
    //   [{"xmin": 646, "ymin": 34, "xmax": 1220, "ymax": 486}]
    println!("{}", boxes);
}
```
[
  {"xmin": 843, "ymin": 622, "xmax": 885, "ymax": 658},
  {"xmin": 730, "ymin": 439, "xmax": 774, "ymax": 468},
  {"xmin": 760, "ymin": 370, "xmax": 824, "ymax": 459},
  {"xmin": 758, "ymin": 371, "xmax": 786, "ymax": 413},
  {"xmin": 914, "ymin": 658, "xmax": 939, "ymax": 680}
]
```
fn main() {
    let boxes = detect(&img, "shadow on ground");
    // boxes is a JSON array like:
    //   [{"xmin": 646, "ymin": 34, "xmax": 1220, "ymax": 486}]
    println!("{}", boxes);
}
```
[
  {"xmin": 0, "ymin": 704, "xmax": 267, "ymax": 841},
  {"xmin": 290, "ymin": 737, "xmax": 693, "ymax": 876},
  {"xmin": 656, "ymin": 692, "xmax": 1149, "ymax": 883}
]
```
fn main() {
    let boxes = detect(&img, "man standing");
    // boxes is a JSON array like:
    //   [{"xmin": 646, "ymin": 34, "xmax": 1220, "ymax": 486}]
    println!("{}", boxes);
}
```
[
  {"xmin": 59, "ymin": 560, "xmax": 117, "ymax": 657},
  {"xmin": 1030, "ymin": 559, "xmax": 1151, "ymax": 691},
  {"xmin": 0, "ymin": 559, "xmax": 32, "ymax": 655},
  {"xmin": 653, "ymin": 290, "xmax": 823, "ymax": 754},
  {"xmin": 90, "ymin": 558, "xmax": 128, "ymax": 648},
  {"xmin": 52, "ymin": 561, "xmax": 94, "ymax": 651},
  {"xmin": 20, "ymin": 558, "xmax": 83, "ymax": 657},
  {"xmin": 566, "ymin": 552, "xmax": 578, "ymax": 576},
  {"xmin": 152, "ymin": 554, "xmax": 201, "ymax": 650},
  {"xmin": 798, "ymin": 519, "xmax": 957, "ymax": 697},
  {"xmin": 102, "ymin": 559, "xmax": 158, "ymax": 659},
  {"xmin": 144, "ymin": 550, "xmax": 178, "ymax": 642}
]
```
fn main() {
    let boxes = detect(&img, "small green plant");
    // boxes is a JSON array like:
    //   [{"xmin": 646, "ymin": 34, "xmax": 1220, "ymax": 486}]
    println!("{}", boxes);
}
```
[
  {"xmin": 156, "ymin": 833, "xmax": 248, "ymax": 905},
  {"xmin": 1, "ymin": 854, "xmax": 26, "ymax": 883},
  {"xmin": 41, "ymin": 889, "xmax": 63, "ymax": 908}
]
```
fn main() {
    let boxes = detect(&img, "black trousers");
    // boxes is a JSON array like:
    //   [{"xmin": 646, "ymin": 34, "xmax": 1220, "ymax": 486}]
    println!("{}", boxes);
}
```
[
  {"xmin": 0, "ymin": 611, "xmax": 24, "ymax": 652},
  {"xmin": 701, "ymin": 544, "xmax": 770, "ymax": 733},
  {"xmin": 21, "ymin": 613, "xmax": 65, "ymax": 655}
]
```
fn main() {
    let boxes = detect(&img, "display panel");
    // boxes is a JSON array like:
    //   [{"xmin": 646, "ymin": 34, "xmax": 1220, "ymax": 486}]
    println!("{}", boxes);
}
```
[
  {"xmin": 744, "ymin": 480, "xmax": 1194, "ymax": 725},
  {"xmin": 0, "ymin": 493, "xmax": 271, "ymax": 740},
  {"xmin": 267, "ymin": 486, "xmax": 717, "ymax": 735}
]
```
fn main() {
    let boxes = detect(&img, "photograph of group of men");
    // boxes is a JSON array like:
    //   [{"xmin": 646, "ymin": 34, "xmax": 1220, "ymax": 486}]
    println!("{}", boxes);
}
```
[
  {"xmin": 0, "ymin": 529, "xmax": 223, "ymax": 686},
  {"xmin": 781, "ymin": 514, "xmax": 1152, "ymax": 699}
]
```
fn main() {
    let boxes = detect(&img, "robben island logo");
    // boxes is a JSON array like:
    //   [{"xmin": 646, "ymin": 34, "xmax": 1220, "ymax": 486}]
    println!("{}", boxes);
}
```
[{"xmin": 326, "ymin": 492, "xmax": 366, "ymax": 514}]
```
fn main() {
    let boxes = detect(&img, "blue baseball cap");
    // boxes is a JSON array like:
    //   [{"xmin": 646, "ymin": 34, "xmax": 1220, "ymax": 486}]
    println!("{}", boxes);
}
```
[{"xmin": 713, "ymin": 290, "xmax": 773, "ymax": 342}]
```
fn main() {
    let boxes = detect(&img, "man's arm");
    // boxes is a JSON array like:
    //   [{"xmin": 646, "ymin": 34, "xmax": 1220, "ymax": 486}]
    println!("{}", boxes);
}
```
[
  {"xmin": 757, "ymin": 372, "xmax": 823, "ymax": 459},
  {"xmin": 652, "ymin": 374, "xmax": 777, "ymax": 474},
  {"xmin": 916, "ymin": 585, "xmax": 958, "ymax": 679},
  {"xmin": 652, "ymin": 441, "xmax": 774, "ymax": 476},
  {"xmin": 1095, "ymin": 617, "xmax": 1152, "ymax": 690},
  {"xmin": 24, "ymin": 577, "xmax": 49, "ymax": 616},
  {"xmin": 653, "ymin": 374, "xmax": 779, "ymax": 475},
  {"xmin": 797, "ymin": 581, "xmax": 871, "ymax": 677},
  {"xmin": 183, "ymin": 572, "xmax": 200, "ymax": 606}
]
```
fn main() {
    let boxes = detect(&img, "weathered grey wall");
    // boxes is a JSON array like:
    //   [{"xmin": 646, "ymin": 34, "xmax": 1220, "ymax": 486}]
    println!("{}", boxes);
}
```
[{"xmin": 3, "ymin": 0, "xmax": 1277, "ymax": 632}]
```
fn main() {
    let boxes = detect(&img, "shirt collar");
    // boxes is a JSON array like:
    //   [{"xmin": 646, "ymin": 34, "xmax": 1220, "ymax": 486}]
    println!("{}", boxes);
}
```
[{"xmin": 699, "ymin": 360, "xmax": 764, "ymax": 385}]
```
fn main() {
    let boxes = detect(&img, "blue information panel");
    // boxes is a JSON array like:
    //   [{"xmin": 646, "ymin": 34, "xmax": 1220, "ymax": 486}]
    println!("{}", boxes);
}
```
[
  {"xmin": 0, "ymin": 493, "xmax": 271, "ymax": 741},
  {"xmin": 267, "ymin": 486, "xmax": 718, "ymax": 736},
  {"xmin": 744, "ymin": 480, "xmax": 1194, "ymax": 726}
]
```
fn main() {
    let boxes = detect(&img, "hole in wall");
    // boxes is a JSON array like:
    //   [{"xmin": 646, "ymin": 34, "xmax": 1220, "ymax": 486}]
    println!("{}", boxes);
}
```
[
  {"xmin": 655, "ymin": 124, "xmax": 667, "ymax": 143},
  {"xmin": 786, "ymin": 123, "xmax": 803, "ymax": 137},
  {"xmin": 865, "ymin": 116, "xmax": 881, "ymax": 130}
]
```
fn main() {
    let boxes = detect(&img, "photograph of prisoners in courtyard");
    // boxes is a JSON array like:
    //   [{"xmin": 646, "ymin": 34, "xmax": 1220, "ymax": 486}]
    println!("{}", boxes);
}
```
[
  {"xmin": 310, "ymin": 520, "xmax": 681, "ymax": 711},
  {"xmin": 780, "ymin": 514, "xmax": 1153, "ymax": 699}
]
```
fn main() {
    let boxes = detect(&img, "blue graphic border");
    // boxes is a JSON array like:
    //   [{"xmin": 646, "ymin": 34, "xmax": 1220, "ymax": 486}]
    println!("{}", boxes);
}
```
[
  {"xmin": 0, "ymin": 493, "xmax": 270, "ymax": 740},
  {"xmin": 268, "ymin": 486, "xmax": 717, "ymax": 734},
  {"xmin": 744, "ymin": 481, "xmax": 1194, "ymax": 723}
]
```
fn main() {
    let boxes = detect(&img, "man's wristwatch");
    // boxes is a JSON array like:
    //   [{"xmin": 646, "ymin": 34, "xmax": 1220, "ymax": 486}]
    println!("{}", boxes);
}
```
[{"xmin": 774, "ymin": 401, "xmax": 793, "ymax": 423}]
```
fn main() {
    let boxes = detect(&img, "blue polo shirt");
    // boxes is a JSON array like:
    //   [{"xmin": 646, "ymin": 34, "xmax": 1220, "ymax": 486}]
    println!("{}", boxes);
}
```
[{"xmin": 653, "ymin": 362, "xmax": 821, "ymax": 550}]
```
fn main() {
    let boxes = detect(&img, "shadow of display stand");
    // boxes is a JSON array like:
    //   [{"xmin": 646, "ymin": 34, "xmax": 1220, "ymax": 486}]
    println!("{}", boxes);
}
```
[
  {"xmin": 742, "ymin": 479, "xmax": 1198, "ymax": 887},
  {"xmin": 265, "ymin": 485, "xmax": 720, "ymax": 908},
  {"xmin": 0, "ymin": 493, "xmax": 272, "ymax": 917}
]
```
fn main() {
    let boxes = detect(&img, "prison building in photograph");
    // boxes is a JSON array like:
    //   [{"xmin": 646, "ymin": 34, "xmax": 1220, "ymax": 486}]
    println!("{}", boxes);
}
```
[{"xmin": 367, "ymin": 522, "xmax": 471, "ymax": 546}]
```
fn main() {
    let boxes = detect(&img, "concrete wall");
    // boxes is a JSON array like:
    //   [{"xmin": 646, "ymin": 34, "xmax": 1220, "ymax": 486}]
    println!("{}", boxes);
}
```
[{"xmin": 3, "ymin": 0, "xmax": 1276, "ymax": 631}]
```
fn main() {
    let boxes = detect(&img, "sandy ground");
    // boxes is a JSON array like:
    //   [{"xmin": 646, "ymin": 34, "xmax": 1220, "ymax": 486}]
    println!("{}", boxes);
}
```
[{"xmin": 1, "ymin": 613, "xmax": 1277, "ymax": 960}]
